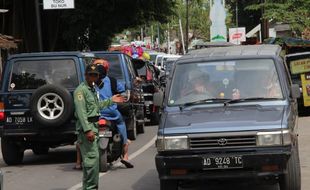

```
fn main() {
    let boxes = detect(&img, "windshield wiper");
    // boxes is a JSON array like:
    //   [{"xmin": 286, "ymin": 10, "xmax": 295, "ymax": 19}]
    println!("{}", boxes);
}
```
[
  {"xmin": 224, "ymin": 97, "xmax": 281, "ymax": 106},
  {"xmin": 179, "ymin": 98, "xmax": 230, "ymax": 111}
]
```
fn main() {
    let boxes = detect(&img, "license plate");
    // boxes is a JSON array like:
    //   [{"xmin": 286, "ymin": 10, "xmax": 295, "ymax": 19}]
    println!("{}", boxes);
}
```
[
  {"xmin": 202, "ymin": 156, "xmax": 243, "ymax": 170},
  {"xmin": 99, "ymin": 131, "xmax": 112, "ymax": 137},
  {"xmin": 6, "ymin": 116, "xmax": 33, "ymax": 124}
]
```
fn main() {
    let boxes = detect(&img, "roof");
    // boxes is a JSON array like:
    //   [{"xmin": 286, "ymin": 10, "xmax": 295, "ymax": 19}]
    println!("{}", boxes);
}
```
[
  {"xmin": 180, "ymin": 45, "xmax": 281, "ymax": 61},
  {"xmin": 8, "ymin": 51, "xmax": 95, "ymax": 60},
  {"xmin": 286, "ymin": 52, "xmax": 310, "ymax": 58}
]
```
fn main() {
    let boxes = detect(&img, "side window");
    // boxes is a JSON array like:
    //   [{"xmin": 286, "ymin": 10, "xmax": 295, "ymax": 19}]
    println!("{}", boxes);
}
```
[
  {"xmin": 95, "ymin": 54, "xmax": 124, "ymax": 80},
  {"xmin": 283, "ymin": 59, "xmax": 292, "ymax": 86},
  {"xmin": 125, "ymin": 56, "xmax": 137, "ymax": 78},
  {"xmin": 10, "ymin": 59, "xmax": 79, "ymax": 90}
]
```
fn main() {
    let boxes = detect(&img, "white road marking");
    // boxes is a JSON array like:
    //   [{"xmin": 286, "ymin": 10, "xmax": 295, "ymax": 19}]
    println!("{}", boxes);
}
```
[{"xmin": 67, "ymin": 135, "xmax": 157, "ymax": 190}]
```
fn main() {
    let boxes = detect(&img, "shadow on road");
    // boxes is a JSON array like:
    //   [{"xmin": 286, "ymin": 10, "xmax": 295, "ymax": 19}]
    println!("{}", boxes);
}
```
[
  {"xmin": 131, "ymin": 169, "xmax": 279, "ymax": 190},
  {"xmin": 0, "ymin": 146, "xmax": 76, "ymax": 167}
]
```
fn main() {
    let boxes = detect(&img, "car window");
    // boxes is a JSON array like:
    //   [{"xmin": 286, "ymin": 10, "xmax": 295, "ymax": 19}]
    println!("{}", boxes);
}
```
[
  {"xmin": 10, "ymin": 59, "xmax": 79, "ymax": 90},
  {"xmin": 168, "ymin": 59, "xmax": 283, "ymax": 106},
  {"xmin": 125, "ymin": 56, "xmax": 137, "ymax": 77},
  {"xmin": 96, "ymin": 54, "xmax": 124, "ymax": 80}
]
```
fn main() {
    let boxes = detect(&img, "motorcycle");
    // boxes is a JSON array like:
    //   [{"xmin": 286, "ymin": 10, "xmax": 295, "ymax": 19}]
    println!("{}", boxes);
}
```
[
  {"xmin": 98, "ymin": 118, "xmax": 123, "ymax": 172},
  {"xmin": 98, "ymin": 90, "xmax": 130, "ymax": 172}
]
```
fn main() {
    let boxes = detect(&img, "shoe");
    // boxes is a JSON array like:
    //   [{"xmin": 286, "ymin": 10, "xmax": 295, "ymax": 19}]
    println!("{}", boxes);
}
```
[
  {"xmin": 73, "ymin": 165, "xmax": 82, "ymax": 170},
  {"xmin": 121, "ymin": 160, "xmax": 134, "ymax": 168}
]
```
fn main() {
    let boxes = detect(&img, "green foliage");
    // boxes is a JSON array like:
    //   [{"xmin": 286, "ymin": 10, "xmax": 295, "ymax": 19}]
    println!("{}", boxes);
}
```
[
  {"xmin": 60, "ymin": 0, "xmax": 176, "ymax": 50},
  {"xmin": 246, "ymin": 0, "xmax": 310, "ymax": 35}
]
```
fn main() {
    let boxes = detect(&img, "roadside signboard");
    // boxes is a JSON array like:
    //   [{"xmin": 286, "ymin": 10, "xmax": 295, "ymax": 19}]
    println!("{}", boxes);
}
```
[
  {"xmin": 43, "ymin": 0, "xmax": 75, "ymax": 10},
  {"xmin": 301, "ymin": 73, "xmax": 310, "ymax": 107},
  {"xmin": 229, "ymin": 27, "xmax": 246, "ymax": 45},
  {"xmin": 290, "ymin": 58, "xmax": 310, "ymax": 74}
]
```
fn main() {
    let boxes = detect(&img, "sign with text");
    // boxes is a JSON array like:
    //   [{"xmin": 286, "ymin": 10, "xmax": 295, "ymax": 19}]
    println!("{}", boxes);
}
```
[
  {"xmin": 301, "ymin": 73, "xmax": 310, "ymax": 107},
  {"xmin": 229, "ymin": 27, "xmax": 246, "ymax": 45},
  {"xmin": 290, "ymin": 58, "xmax": 310, "ymax": 74},
  {"xmin": 43, "ymin": 0, "xmax": 75, "ymax": 10}
]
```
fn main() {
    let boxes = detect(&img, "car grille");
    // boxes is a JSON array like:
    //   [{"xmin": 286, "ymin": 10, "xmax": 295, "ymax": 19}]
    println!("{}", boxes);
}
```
[{"xmin": 190, "ymin": 135, "xmax": 257, "ymax": 149}]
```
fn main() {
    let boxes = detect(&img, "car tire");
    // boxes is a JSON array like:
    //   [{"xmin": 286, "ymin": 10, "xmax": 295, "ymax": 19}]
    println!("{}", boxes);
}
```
[
  {"xmin": 32, "ymin": 147, "xmax": 49, "ymax": 155},
  {"xmin": 160, "ymin": 179, "xmax": 178, "ymax": 190},
  {"xmin": 137, "ymin": 121, "xmax": 145, "ymax": 134},
  {"xmin": 150, "ymin": 112, "xmax": 160, "ymax": 125},
  {"xmin": 30, "ymin": 84, "xmax": 74, "ymax": 127},
  {"xmin": 127, "ymin": 115, "xmax": 137, "ymax": 141},
  {"xmin": 99, "ymin": 149, "xmax": 108, "ymax": 173},
  {"xmin": 279, "ymin": 146, "xmax": 301, "ymax": 190},
  {"xmin": 1, "ymin": 137, "xmax": 24, "ymax": 165}
]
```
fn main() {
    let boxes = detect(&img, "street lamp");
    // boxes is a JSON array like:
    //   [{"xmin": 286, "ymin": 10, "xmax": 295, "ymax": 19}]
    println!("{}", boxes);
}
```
[{"xmin": 0, "ymin": 9, "xmax": 9, "ymax": 13}]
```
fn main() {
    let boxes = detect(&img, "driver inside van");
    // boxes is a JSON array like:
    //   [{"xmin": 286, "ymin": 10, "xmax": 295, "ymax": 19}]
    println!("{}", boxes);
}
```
[{"xmin": 181, "ymin": 70, "xmax": 216, "ymax": 98}]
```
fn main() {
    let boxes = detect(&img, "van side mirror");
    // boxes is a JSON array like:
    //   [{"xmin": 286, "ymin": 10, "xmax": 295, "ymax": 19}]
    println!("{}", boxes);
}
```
[
  {"xmin": 154, "ymin": 90, "xmax": 164, "ymax": 107},
  {"xmin": 291, "ymin": 84, "xmax": 301, "ymax": 99}
]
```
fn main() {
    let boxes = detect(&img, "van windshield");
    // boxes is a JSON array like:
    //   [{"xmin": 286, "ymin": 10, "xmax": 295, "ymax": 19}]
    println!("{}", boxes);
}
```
[
  {"xmin": 168, "ymin": 59, "xmax": 283, "ymax": 106},
  {"xmin": 9, "ymin": 59, "xmax": 79, "ymax": 90}
]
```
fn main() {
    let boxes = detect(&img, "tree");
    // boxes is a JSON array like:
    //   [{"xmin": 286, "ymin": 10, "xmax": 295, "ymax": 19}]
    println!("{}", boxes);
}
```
[
  {"xmin": 246, "ymin": 0, "xmax": 310, "ymax": 36},
  {"xmin": 1, "ymin": 0, "xmax": 176, "ymax": 52}
]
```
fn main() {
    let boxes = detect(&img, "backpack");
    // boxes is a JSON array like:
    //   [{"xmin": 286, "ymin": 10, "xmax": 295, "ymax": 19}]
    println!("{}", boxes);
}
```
[{"xmin": 109, "ymin": 76, "xmax": 118, "ymax": 95}]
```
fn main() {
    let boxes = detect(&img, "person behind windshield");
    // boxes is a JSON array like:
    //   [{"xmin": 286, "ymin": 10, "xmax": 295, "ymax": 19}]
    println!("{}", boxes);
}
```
[
  {"xmin": 94, "ymin": 59, "xmax": 134, "ymax": 168},
  {"xmin": 181, "ymin": 70, "xmax": 215, "ymax": 97},
  {"xmin": 257, "ymin": 71, "xmax": 282, "ymax": 99}
]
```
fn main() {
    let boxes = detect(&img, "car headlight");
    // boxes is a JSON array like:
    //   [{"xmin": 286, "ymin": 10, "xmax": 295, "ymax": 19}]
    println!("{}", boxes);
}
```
[
  {"xmin": 257, "ymin": 130, "xmax": 291, "ymax": 146},
  {"xmin": 156, "ymin": 135, "xmax": 189, "ymax": 151}
]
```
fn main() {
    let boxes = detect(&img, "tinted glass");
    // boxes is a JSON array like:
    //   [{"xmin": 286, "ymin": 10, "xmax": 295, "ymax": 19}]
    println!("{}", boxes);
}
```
[
  {"xmin": 169, "ymin": 59, "xmax": 283, "ymax": 106},
  {"xmin": 10, "ymin": 59, "xmax": 78, "ymax": 90},
  {"xmin": 96, "ymin": 54, "xmax": 124, "ymax": 80}
]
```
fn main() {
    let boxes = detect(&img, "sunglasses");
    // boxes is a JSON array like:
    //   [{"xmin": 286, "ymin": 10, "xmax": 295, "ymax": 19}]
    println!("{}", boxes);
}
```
[{"xmin": 87, "ymin": 73, "xmax": 99, "ymax": 77}]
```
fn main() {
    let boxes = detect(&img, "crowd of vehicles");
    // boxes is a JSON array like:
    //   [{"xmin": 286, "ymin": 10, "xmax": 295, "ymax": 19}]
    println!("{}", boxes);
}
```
[{"xmin": 0, "ymin": 42, "xmax": 305, "ymax": 190}]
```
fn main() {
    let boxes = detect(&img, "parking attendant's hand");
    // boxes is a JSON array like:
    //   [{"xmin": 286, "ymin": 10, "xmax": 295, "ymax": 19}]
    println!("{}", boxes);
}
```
[
  {"xmin": 85, "ymin": 130, "xmax": 95, "ymax": 142},
  {"xmin": 112, "ymin": 94, "xmax": 125, "ymax": 103}
]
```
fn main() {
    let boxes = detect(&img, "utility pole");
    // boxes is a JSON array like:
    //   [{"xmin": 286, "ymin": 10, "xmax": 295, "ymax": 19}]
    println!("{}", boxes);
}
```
[
  {"xmin": 179, "ymin": 18, "xmax": 186, "ymax": 55},
  {"xmin": 157, "ymin": 24, "xmax": 160, "ymax": 51},
  {"xmin": 35, "ymin": 0, "xmax": 43, "ymax": 52},
  {"xmin": 236, "ymin": 0, "xmax": 238, "ymax": 27},
  {"xmin": 185, "ymin": 0, "xmax": 189, "ymax": 53},
  {"xmin": 261, "ymin": 0, "xmax": 268, "ymax": 40}
]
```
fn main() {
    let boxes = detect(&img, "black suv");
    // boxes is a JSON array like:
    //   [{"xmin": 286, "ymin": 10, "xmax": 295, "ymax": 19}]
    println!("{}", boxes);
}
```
[
  {"xmin": 0, "ymin": 52, "xmax": 94, "ymax": 165},
  {"xmin": 154, "ymin": 45, "xmax": 301, "ymax": 190},
  {"xmin": 0, "ymin": 51, "xmax": 144, "ymax": 165}
]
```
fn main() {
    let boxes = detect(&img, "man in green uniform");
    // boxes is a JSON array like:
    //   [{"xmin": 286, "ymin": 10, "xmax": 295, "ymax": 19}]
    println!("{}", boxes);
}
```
[{"xmin": 74, "ymin": 64, "xmax": 124, "ymax": 190}]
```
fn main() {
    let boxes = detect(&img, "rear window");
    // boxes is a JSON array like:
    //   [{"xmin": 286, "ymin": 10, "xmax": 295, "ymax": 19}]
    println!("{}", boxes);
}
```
[
  {"xmin": 9, "ymin": 59, "xmax": 79, "ymax": 90},
  {"xmin": 96, "ymin": 54, "xmax": 124, "ymax": 80}
]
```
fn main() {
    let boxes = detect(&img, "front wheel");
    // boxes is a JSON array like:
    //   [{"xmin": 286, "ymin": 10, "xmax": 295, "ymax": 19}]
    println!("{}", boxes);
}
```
[
  {"xmin": 279, "ymin": 146, "xmax": 301, "ymax": 190},
  {"xmin": 127, "ymin": 115, "xmax": 137, "ymax": 140},
  {"xmin": 160, "ymin": 179, "xmax": 178, "ymax": 190},
  {"xmin": 99, "ymin": 149, "xmax": 108, "ymax": 172},
  {"xmin": 1, "ymin": 138, "xmax": 24, "ymax": 165}
]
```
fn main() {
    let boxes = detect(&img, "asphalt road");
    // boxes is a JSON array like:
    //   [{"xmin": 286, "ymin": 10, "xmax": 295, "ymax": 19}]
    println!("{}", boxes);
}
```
[{"xmin": 0, "ymin": 117, "xmax": 309, "ymax": 190}]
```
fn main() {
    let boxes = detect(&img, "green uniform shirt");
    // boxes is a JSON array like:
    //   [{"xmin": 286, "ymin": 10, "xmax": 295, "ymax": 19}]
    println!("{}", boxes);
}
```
[{"xmin": 74, "ymin": 82, "xmax": 113, "ymax": 133}]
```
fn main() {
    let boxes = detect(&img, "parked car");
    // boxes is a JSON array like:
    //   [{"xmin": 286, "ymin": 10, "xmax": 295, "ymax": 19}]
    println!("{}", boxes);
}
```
[
  {"xmin": 285, "ymin": 52, "xmax": 310, "ymax": 116},
  {"xmin": 132, "ymin": 59, "xmax": 161, "ymax": 125},
  {"xmin": 92, "ymin": 51, "xmax": 146, "ymax": 138},
  {"xmin": 0, "ymin": 52, "xmax": 95, "ymax": 165},
  {"xmin": 160, "ymin": 55, "xmax": 181, "ymax": 71},
  {"xmin": 154, "ymin": 45, "xmax": 301, "ymax": 190}
]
